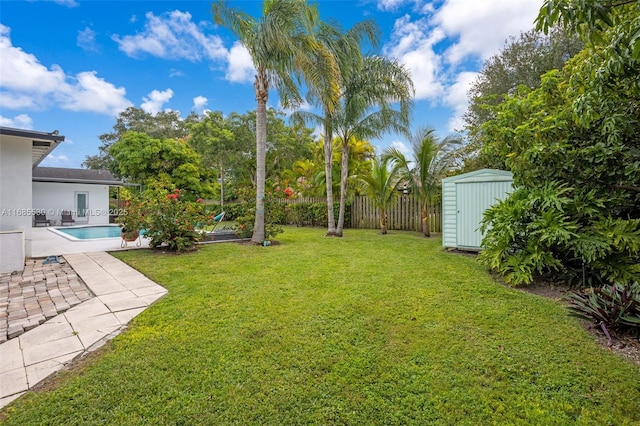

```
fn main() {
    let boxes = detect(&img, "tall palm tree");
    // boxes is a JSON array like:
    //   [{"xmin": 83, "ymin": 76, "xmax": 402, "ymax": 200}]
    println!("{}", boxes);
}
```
[
  {"xmin": 293, "ymin": 19, "xmax": 379, "ymax": 236},
  {"xmin": 333, "ymin": 55, "xmax": 414, "ymax": 236},
  {"xmin": 385, "ymin": 127, "xmax": 462, "ymax": 237},
  {"xmin": 359, "ymin": 155, "xmax": 401, "ymax": 234},
  {"xmin": 212, "ymin": 0, "xmax": 338, "ymax": 244}
]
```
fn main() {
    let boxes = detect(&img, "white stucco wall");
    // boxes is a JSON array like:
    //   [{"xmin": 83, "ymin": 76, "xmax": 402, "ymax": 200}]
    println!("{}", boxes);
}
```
[
  {"xmin": 0, "ymin": 136, "xmax": 33, "ymax": 269},
  {"xmin": 32, "ymin": 182, "xmax": 111, "ymax": 225}
]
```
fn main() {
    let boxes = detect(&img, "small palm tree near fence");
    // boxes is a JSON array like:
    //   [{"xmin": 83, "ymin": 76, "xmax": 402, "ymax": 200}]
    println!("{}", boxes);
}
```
[
  {"xmin": 384, "ymin": 127, "xmax": 461, "ymax": 237},
  {"xmin": 357, "ymin": 156, "xmax": 401, "ymax": 234}
]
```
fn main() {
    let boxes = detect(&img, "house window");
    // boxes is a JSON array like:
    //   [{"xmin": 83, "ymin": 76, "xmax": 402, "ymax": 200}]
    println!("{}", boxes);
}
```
[{"xmin": 75, "ymin": 192, "xmax": 88, "ymax": 220}]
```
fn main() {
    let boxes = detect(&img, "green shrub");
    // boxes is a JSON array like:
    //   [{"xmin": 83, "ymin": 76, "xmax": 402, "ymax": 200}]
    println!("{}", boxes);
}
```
[
  {"xmin": 479, "ymin": 182, "xmax": 640, "ymax": 286},
  {"xmin": 142, "ymin": 189, "xmax": 212, "ymax": 252},
  {"xmin": 567, "ymin": 282, "xmax": 640, "ymax": 345},
  {"xmin": 284, "ymin": 202, "xmax": 345, "ymax": 227},
  {"xmin": 227, "ymin": 189, "xmax": 283, "ymax": 240}
]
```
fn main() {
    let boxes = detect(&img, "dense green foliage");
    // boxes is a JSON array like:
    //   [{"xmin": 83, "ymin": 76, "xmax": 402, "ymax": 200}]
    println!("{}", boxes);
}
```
[
  {"xmin": 142, "ymin": 189, "xmax": 212, "ymax": 252},
  {"xmin": 462, "ymin": 27, "xmax": 582, "ymax": 171},
  {"xmin": 110, "ymin": 131, "xmax": 215, "ymax": 198},
  {"xmin": 2, "ymin": 228, "xmax": 638, "ymax": 424},
  {"xmin": 83, "ymin": 107, "xmax": 193, "ymax": 170},
  {"xmin": 477, "ymin": 3, "xmax": 640, "ymax": 286},
  {"xmin": 284, "ymin": 201, "xmax": 344, "ymax": 228},
  {"xmin": 187, "ymin": 108, "xmax": 315, "ymax": 205},
  {"xmin": 222, "ymin": 188, "xmax": 284, "ymax": 240}
]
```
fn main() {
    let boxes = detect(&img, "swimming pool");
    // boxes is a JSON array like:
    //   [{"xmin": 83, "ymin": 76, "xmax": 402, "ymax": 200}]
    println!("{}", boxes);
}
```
[{"xmin": 52, "ymin": 225, "xmax": 122, "ymax": 240}]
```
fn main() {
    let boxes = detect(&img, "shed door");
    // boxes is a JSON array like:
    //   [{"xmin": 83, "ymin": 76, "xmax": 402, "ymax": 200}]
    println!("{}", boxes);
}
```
[{"xmin": 456, "ymin": 181, "xmax": 511, "ymax": 249}]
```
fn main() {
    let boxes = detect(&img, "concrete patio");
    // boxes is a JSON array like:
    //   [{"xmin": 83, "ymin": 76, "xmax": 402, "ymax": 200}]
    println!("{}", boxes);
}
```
[{"xmin": 0, "ymin": 228, "xmax": 166, "ymax": 409}]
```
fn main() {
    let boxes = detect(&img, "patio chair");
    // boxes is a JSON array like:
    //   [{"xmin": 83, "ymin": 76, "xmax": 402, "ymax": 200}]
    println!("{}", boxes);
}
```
[
  {"xmin": 34, "ymin": 212, "xmax": 51, "ymax": 227},
  {"xmin": 60, "ymin": 210, "xmax": 75, "ymax": 226}
]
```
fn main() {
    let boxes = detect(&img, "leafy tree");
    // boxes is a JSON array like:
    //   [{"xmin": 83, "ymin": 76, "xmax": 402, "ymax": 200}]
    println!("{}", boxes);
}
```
[
  {"xmin": 535, "ymin": 0, "xmax": 640, "ymax": 135},
  {"xmin": 109, "ymin": 131, "xmax": 215, "ymax": 199},
  {"xmin": 212, "ymin": 0, "xmax": 338, "ymax": 244},
  {"xmin": 462, "ymin": 27, "xmax": 582, "ymax": 171},
  {"xmin": 358, "ymin": 155, "xmax": 401, "ymax": 234},
  {"xmin": 478, "ymin": 49, "xmax": 640, "ymax": 285},
  {"xmin": 83, "ymin": 107, "xmax": 193, "ymax": 170},
  {"xmin": 385, "ymin": 128, "xmax": 461, "ymax": 237},
  {"xmin": 536, "ymin": 0, "xmax": 640, "ymax": 59},
  {"xmin": 188, "ymin": 111, "xmax": 241, "ymax": 209},
  {"xmin": 222, "ymin": 109, "xmax": 315, "ymax": 194}
]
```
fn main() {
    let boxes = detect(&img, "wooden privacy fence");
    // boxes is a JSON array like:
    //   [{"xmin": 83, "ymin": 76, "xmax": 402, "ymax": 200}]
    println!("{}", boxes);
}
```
[
  {"xmin": 277, "ymin": 197, "xmax": 327, "ymax": 205},
  {"xmin": 351, "ymin": 195, "xmax": 441, "ymax": 233},
  {"xmin": 276, "ymin": 196, "xmax": 442, "ymax": 233}
]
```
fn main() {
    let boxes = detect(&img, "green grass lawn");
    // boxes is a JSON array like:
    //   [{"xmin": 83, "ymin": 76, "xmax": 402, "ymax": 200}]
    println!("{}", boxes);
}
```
[{"xmin": 2, "ymin": 227, "xmax": 639, "ymax": 425}]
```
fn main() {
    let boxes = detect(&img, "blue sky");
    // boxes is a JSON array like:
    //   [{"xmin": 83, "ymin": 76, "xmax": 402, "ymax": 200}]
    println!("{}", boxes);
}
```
[{"xmin": 0, "ymin": 0, "xmax": 543, "ymax": 168}]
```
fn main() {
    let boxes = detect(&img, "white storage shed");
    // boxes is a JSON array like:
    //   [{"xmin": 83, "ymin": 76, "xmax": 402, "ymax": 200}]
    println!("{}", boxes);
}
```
[{"xmin": 442, "ymin": 169, "xmax": 513, "ymax": 251}]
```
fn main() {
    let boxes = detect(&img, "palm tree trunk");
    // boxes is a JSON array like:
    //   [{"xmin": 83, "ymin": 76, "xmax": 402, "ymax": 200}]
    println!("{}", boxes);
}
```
[
  {"xmin": 323, "ymin": 115, "xmax": 336, "ymax": 236},
  {"xmin": 336, "ymin": 138, "xmax": 349, "ymax": 236},
  {"xmin": 219, "ymin": 161, "xmax": 225, "ymax": 210},
  {"xmin": 421, "ymin": 201, "xmax": 431, "ymax": 237},
  {"xmin": 252, "ymin": 71, "xmax": 268, "ymax": 244},
  {"xmin": 379, "ymin": 208, "xmax": 387, "ymax": 234}
]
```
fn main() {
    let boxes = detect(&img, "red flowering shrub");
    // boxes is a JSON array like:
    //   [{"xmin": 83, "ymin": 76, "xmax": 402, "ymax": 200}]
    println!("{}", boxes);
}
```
[{"xmin": 143, "ymin": 188, "xmax": 212, "ymax": 252}]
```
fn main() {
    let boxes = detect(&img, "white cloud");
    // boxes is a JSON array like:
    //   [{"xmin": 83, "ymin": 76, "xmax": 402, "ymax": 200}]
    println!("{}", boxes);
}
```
[
  {"xmin": 0, "ymin": 24, "xmax": 132, "ymax": 116},
  {"xmin": 141, "ymin": 89, "xmax": 174, "ymax": 114},
  {"xmin": 390, "ymin": 140, "xmax": 412, "ymax": 158},
  {"xmin": 169, "ymin": 68, "xmax": 185, "ymax": 77},
  {"xmin": 381, "ymin": 0, "xmax": 542, "ymax": 131},
  {"xmin": 77, "ymin": 27, "xmax": 98, "ymax": 52},
  {"xmin": 0, "ymin": 25, "xmax": 66, "ymax": 94},
  {"xmin": 53, "ymin": 0, "xmax": 78, "ymax": 7},
  {"xmin": 376, "ymin": 0, "xmax": 426, "ymax": 12},
  {"xmin": 226, "ymin": 42, "xmax": 255, "ymax": 83},
  {"xmin": 192, "ymin": 95, "xmax": 208, "ymax": 112},
  {"xmin": 377, "ymin": 0, "xmax": 408, "ymax": 11},
  {"xmin": 432, "ymin": 0, "xmax": 541, "ymax": 64},
  {"xmin": 60, "ymin": 71, "xmax": 132, "ymax": 115},
  {"xmin": 0, "ymin": 113, "xmax": 33, "ymax": 129},
  {"xmin": 113, "ymin": 10, "xmax": 227, "ymax": 61},
  {"xmin": 443, "ymin": 71, "xmax": 477, "ymax": 132},
  {"xmin": 0, "ymin": 92, "xmax": 38, "ymax": 109},
  {"xmin": 383, "ymin": 15, "xmax": 445, "ymax": 101},
  {"xmin": 40, "ymin": 153, "xmax": 71, "ymax": 166}
]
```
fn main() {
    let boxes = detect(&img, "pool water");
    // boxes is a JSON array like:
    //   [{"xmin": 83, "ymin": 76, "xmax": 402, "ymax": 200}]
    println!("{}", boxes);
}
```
[{"xmin": 54, "ymin": 225, "xmax": 122, "ymax": 239}]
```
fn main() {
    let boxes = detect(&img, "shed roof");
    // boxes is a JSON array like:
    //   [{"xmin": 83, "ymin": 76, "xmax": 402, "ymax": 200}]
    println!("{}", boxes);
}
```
[
  {"xmin": 33, "ymin": 167, "xmax": 123, "ymax": 185},
  {"xmin": 442, "ymin": 168, "xmax": 513, "ymax": 184}
]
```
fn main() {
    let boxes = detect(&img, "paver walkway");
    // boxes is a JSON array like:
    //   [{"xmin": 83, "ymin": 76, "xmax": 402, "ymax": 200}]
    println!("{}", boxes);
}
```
[
  {"xmin": 1, "ymin": 258, "xmax": 93, "ymax": 343},
  {"xmin": 0, "ymin": 252, "xmax": 167, "ymax": 409}
]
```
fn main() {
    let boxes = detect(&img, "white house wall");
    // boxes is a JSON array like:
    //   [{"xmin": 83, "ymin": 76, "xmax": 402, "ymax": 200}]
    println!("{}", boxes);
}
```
[
  {"xmin": 0, "ymin": 136, "xmax": 32, "ymax": 271},
  {"xmin": 32, "ymin": 182, "xmax": 110, "ymax": 225}
]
